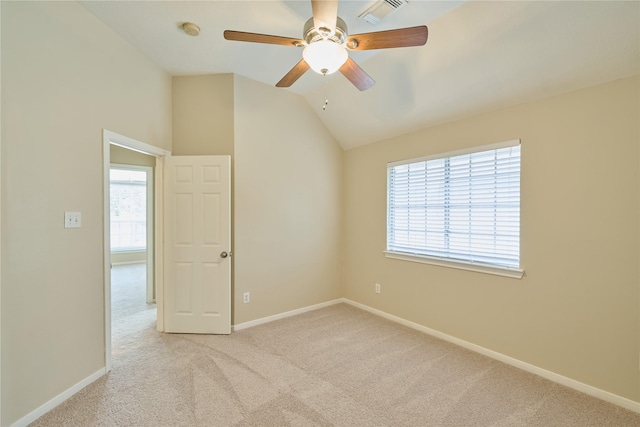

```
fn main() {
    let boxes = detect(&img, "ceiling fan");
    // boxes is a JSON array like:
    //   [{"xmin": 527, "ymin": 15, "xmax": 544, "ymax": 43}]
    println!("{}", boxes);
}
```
[{"xmin": 223, "ymin": 0, "xmax": 428, "ymax": 91}]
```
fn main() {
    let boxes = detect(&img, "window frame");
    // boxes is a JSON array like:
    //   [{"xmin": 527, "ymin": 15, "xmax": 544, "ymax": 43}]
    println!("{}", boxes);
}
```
[
  {"xmin": 109, "ymin": 165, "xmax": 152, "ymax": 253},
  {"xmin": 385, "ymin": 140, "xmax": 524, "ymax": 279}
]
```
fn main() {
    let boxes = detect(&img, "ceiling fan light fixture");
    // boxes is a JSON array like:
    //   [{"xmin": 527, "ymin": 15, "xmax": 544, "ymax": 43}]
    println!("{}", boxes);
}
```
[
  {"xmin": 223, "ymin": 0, "xmax": 428, "ymax": 90},
  {"xmin": 303, "ymin": 40, "xmax": 348, "ymax": 75}
]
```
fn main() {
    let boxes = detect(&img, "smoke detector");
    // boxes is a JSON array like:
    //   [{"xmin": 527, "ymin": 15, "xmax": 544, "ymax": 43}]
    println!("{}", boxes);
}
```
[
  {"xmin": 181, "ymin": 22, "xmax": 200, "ymax": 37},
  {"xmin": 359, "ymin": 0, "xmax": 408, "ymax": 25}
]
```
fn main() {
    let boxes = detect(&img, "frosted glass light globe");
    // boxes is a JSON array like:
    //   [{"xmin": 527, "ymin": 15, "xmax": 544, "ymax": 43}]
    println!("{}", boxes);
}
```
[{"xmin": 303, "ymin": 40, "xmax": 348, "ymax": 75}]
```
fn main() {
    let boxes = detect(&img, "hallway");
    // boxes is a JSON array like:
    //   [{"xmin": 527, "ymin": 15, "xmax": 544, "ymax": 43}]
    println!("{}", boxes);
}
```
[{"xmin": 111, "ymin": 263, "xmax": 156, "ymax": 358}]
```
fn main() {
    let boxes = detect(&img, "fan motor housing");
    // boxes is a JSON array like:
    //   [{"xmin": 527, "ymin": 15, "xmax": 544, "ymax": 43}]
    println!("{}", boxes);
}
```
[{"xmin": 303, "ymin": 17, "xmax": 348, "ymax": 45}]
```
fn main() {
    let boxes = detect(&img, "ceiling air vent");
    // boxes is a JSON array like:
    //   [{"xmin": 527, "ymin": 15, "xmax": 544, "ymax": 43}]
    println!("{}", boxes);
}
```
[{"xmin": 358, "ymin": 0, "xmax": 409, "ymax": 25}]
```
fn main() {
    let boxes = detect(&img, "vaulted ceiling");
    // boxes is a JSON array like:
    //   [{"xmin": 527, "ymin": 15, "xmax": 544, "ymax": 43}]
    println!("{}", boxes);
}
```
[{"xmin": 81, "ymin": 1, "xmax": 639, "ymax": 150}]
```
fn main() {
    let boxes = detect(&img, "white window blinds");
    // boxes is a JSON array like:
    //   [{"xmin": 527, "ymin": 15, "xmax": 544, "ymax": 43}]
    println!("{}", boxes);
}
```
[{"xmin": 387, "ymin": 140, "xmax": 521, "ymax": 270}]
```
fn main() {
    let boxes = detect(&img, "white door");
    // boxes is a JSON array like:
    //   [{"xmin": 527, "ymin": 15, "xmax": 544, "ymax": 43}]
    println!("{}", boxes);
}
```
[{"xmin": 163, "ymin": 155, "xmax": 231, "ymax": 334}]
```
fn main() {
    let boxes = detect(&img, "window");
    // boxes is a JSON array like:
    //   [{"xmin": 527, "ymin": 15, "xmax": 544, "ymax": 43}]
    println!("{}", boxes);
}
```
[
  {"xmin": 386, "ymin": 140, "xmax": 522, "ymax": 277},
  {"xmin": 110, "ymin": 168, "xmax": 148, "ymax": 252}
]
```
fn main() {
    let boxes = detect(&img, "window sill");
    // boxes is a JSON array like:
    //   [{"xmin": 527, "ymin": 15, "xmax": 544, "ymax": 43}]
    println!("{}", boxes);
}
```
[
  {"xmin": 111, "ymin": 248, "xmax": 146, "ymax": 254},
  {"xmin": 383, "ymin": 251, "xmax": 524, "ymax": 279}
]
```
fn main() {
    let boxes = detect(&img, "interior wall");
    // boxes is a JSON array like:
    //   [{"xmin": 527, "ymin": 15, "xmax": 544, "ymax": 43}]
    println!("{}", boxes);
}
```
[
  {"xmin": 171, "ymin": 74, "xmax": 343, "ymax": 325},
  {"xmin": 111, "ymin": 251, "xmax": 146, "ymax": 265},
  {"xmin": 172, "ymin": 74, "xmax": 234, "ymax": 156},
  {"xmin": 111, "ymin": 144, "xmax": 157, "ymax": 167},
  {"xmin": 233, "ymin": 76, "xmax": 343, "ymax": 324},
  {"xmin": 0, "ymin": 2, "xmax": 172, "ymax": 425},
  {"xmin": 343, "ymin": 76, "xmax": 640, "ymax": 402},
  {"xmin": 171, "ymin": 74, "xmax": 237, "ymax": 323}
]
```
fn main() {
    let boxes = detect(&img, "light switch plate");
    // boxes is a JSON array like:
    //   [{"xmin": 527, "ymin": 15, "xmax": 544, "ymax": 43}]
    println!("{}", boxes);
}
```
[{"xmin": 64, "ymin": 211, "xmax": 82, "ymax": 228}]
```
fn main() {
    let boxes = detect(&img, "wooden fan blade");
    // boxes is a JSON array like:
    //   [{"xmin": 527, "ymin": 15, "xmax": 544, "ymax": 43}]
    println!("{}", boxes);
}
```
[
  {"xmin": 345, "ymin": 26, "xmax": 428, "ymax": 51},
  {"xmin": 224, "ymin": 30, "xmax": 304, "ymax": 47},
  {"xmin": 311, "ymin": 0, "xmax": 338, "ymax": 35},
  {"xmin": 276, "ymin": 59, "xmax": 311, "ymax": 88},
  {"xmin": 339, "ymin": 57, "xmax": 375, "ymax": 91}
]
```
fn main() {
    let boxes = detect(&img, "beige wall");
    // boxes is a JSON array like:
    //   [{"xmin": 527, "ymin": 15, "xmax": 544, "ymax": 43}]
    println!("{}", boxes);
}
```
[
  {"xmin": 111, "ymin": 251, "xmax": 146, "ymax": 265},
  {"xmin": 0, "ymin": 2, "xmax": 172, "ymax": 425},
  {"xmin": 343, "ymin": 76, "xmax": 640, "ymax": 401},
  {"xmin": 233, "ymin": 76, "xmax": 343, "ymax": 324},
  {"xmin": 111, "ymin": 144, "xmax": 157, "ymax": 167},
  {"xmin": 171, "ymin": 74, "xmax": 238, "ymax": 324},
  {"xmin": 171, "ymin": 74, "xmax": 343, "ymax": 325},
  {"xmin": 172, "ymin": 74, "xmax": 234, "ymax": 156}
]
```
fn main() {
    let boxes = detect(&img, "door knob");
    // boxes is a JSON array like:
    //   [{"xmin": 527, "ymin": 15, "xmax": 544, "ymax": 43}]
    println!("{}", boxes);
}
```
[{"xmin": 220, "ymin": 251, "xmax": 230, "ymax": 258}]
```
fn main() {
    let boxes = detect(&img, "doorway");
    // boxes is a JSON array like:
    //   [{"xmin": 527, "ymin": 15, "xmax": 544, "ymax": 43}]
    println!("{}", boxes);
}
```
[
  {"xmin": 103, "ymin": 130, "xmax": 170, "ymax": 371},
  {"xmin": 109, "ymin": 165, "xmax": 155, "ymax": 348},
  {"xmin": 109, "ymin": 164, "xmax": 154, "ymax": 303},
  {"xmin": 111, "ymin": 263, "xmax": 156, "ymax": 344}
]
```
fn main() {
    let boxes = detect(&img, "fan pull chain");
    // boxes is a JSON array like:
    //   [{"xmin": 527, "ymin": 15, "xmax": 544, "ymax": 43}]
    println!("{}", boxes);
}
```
[{"xmin": 322, "ymin": 73, "xmax": 329, "ymax": 111}]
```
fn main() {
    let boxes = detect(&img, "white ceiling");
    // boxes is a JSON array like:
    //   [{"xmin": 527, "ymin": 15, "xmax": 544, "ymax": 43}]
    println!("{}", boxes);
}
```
[{"xmin": 81, "ymin": 0, "xmax": 639, "ymax": 150}]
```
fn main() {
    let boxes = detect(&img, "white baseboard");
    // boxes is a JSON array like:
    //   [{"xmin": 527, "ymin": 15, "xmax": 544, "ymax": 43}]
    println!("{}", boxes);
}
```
[
  {"xmin": 232, "ymin": 298, "xmax": 344, "ymax": 331},
  {"xmin": 11, "ymin": 368, "xmax": 106, "ymax": 427},
  {"xmin": 343, "ymin": 298, "xmax": 640, "ymax": 414}
]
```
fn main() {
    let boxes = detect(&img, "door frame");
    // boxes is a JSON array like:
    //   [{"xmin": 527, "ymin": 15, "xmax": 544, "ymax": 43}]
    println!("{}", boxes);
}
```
[{"xmin": 102, "ymin": 129, "xmax": 170, "ymax": 371}]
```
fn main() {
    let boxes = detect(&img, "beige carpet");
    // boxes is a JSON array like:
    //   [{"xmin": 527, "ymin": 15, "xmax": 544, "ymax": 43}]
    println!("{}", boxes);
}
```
[{"xmin": 31, "ymin": 265, "xmax": 640, "ymax": 426}]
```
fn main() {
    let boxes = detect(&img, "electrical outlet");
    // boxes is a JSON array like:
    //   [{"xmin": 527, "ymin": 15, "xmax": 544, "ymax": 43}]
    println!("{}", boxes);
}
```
[
  {"xmin": 375, "ymin": 283, "xmax": 381, "ymax": 294},
  {"xmin": 243, "ymin": 292, "xmax": 250, "ymax": 304}
]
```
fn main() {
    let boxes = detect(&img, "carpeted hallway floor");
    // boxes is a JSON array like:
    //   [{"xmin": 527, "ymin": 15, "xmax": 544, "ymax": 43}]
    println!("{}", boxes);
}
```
[{"xmin": 30, "ymin": 264, "xmax": 640, "ymax": 426}]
